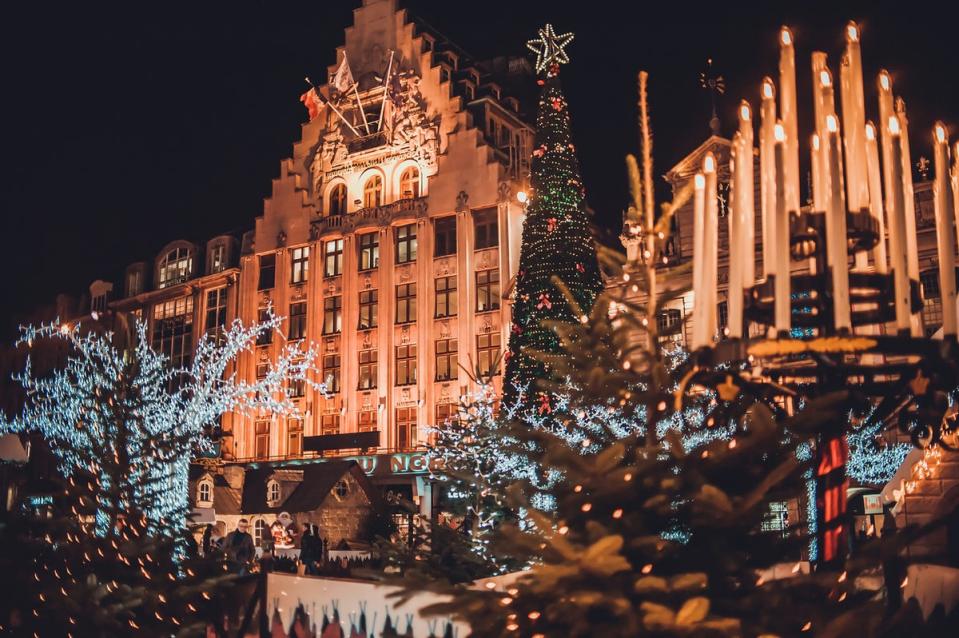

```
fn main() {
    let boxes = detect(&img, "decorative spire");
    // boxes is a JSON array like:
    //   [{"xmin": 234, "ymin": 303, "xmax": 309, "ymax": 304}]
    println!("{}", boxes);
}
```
[
  {"xmin": 526, "ymin": 23, "xmax": 574, "ymax": 75},
  {"xmin": 700, "ymin": 58, "xmax": 725, "ymax": 136}
]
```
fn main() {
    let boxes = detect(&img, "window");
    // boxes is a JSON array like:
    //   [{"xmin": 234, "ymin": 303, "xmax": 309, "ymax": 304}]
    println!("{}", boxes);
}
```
[
  {"xmin": 761, "ymin": 501, "xmax": 789, "ymax": 537},
  {"xmin": 395, "ymin": 224, "xmax": 417, "ymax": 264},
  {"xmin": 266, "ymin": 479, "xmax": 281, "ymax": 506},
  {"xmin": 209, "ymin": 244, "xmax": 226, "ymax": 274},
  {"xmin": 657, "ymin": 308, "xmax": 684, "ymax": 346},
  {"xmin": 256, "ymin": 308, "xmax": 273, "ymax": 346},
  {"xmin": 329, "ymin": 183, "xmax": 347, "ymax": 215},
  {"xmin": 158, "ymin": 247, "xmax": 193, "ymax": 288},
  {"xmin": 290, "ymin": 246, "xmax": 310, "ymax": 284},
  {"xmin": 434, "ymin": 217, "xmax": 457, "ymax": 257},
  {"xmin": 323, "ymin": 354, "xmax": 341, "ymax": 393},
  {"xmin": 288, "ymin": 378, "xmax": 306, "ymax": 398},
  {"xmin": 288, "ymin": 301, "xmax": 307, "ymax": 340},
  {"xmin": 396, "ymin": 344, "xmax": 417, "ymax": 386},
  {"xmin": 254, "ymin": 519, "xmax": 267, "ymax": 546},
  {"xmin": 434, "ymin": 276, "xmax": 457, "ymax": 318},
  {"xmin": 255, "ymin": 420, "xmax": 271, "ymax": 459},
  {"xmin": 258, "ymin": 254, "xmax": 276, "ymax": 290},
  {"xmin": 152, "ymin": 297, "xmax": 194, "ymax": 369},
  {"xmin": 358, "ymin": 350, "xmax": 378, "ymax": 390},
  {"xmin": 127, "ymin": 270, "xmax": 142, "ymax": 297},
  {"xmin": 321, "ymin": 413, "xmax": 340, "ymax": 435},
  {"xmin": 476, "ymin": 269, "xmax": 500, "ymax": 312},
  {"xmin": 474, "ymin": 208, "xmax": 498, "ymax": 249},
  {"xmin": 256, "ymin": 362, "xmax": 269, "ymax": 380},
  {"xmin": 288, "ymin": 418, "xmax": 304, "ymax": 457},
  {"xmin": 396, "ymin": 283, "xmax": 417, "ymax": 324},
  {"xmin": 396, "ymin": 407, "xmax": 417, "ymax": 450},
  {"xmin": 920, "ymin": 269, "xmax": 943, "ymax": 336},
  {"xmin": 323, "ymin": 296, "xmax": 342, "ymax": 334},
  {"xmin": 477, "ymin": 332, "xmax": 501, "ymax": 376},
  {"xmin": 332, "ymin": 479, "xmax": 350, "ymax": 499},
  {"xmin": 363, "ymin": 174, "xmax": 383, "ymax": 208},
  {"xmin": 358, "ymin": 290, "xmax": 378, "ymax": 330},
  {"xmin": 205, "ymin": 288, "xmax": 228, "ymax": 336},
  {"xmin": 358, "ymin": 233, "xmax": 379, "ymax": 270},
  {"xmin": 92, "ymin": 294, "xmax": 107, "ymax": 313},
  {"xmin": 197, "ymin": 479, "xmax": 213, "ymax": 506},
  {"xmin": 358, "ymin": 410, "xmax": 377, "ymax": 432},
  {"xmin": 324, "ymin": 239, "xmax": 343, "ymax": 277},
  {"xmin": 717, "ymin": 300, "xmax": 729, "ymax": 339},
  {"xmin": 400, "ymin": 166, "xmax": 420, "ymax": 199},
  {"xmin": 435, "ymin": 338, "xmax": 458, "ymax": 381},
  {"xmin": 435, "ymin": 402, "xmax": 459, "ymax": 427}
]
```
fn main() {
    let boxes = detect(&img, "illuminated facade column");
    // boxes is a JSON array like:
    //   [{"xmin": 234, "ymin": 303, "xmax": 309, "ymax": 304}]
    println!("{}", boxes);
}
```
[
  {"xmin": 378, "ymin": 225, "xmax": 394, "ymax": 449},
  {"xmin": 341, "ymin": 232, "xmax": 359, "ymax": 434},
  {"xmin": 306, "ymin": 238, "xmax": 322, "ymax": 439},
  {"xmin": 456, "ymin": 200, "xmax": 475, "ymax": 395},
  {"xmin": 416, "ymin": 215, "xmax": 433, "ymax": 445}
]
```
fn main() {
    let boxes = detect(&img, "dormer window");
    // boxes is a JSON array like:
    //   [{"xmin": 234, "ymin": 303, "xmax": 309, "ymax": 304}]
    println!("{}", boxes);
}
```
[
  {"xmin": 209, "ymin": 244, "xmax": 226, "ymax": 274},
  {"xmin": 197, "ymin": 478, "xmax": 213, "ymax": 507},
  {"xmin": 363, "ymin": 175, "xmax": 383, "ymax": 209},
  {"xmin": 158, "ymin": 247, "xmax": 192, "ymax": 289},
  {"xmin": 126, "ymin": 269, "xmax": 142, "ymax": 297},
  {"xmin": 329, "ymin": 183, "xmax": 347, "ymax": 216},
  {"xmin": 266, "ymin": 479, "xmax": 281, "ymax": 507},
  {"xmin": 399, "ymin": 166, "xmax": 420, "ymax": 199}
]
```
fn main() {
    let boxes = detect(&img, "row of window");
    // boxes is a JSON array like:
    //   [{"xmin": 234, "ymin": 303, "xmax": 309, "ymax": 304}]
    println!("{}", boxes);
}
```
[
  {"xmin": 311, "ymin": 332, "xmax": 501, "ymax": 393},
  {"xmin": 328, "ymin": 166, "xmax": 421, "ymax": 215},
  {"xmin": 256, "ymin": 211, "xmax": 499, "ymax": 290},
  {"xmin": 251, "ymin": 402, "xmax": 464, "ymax": 459},
  {"xmin": 153, "ymin": 243, "xmax": 230, "ymax": 293}
]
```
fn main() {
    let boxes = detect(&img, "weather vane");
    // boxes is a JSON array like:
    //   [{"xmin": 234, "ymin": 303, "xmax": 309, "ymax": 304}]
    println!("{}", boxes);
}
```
[
  {"xmin": 527, "ymin": 23, "xmax": 574, "ymax": 75},
  {"xmin": 700, "ymin": 58, "xmax": 726, "ymax": 134}
]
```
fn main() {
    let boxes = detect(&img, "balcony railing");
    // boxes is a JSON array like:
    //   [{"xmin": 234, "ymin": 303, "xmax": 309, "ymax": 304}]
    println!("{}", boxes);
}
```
[{"xmin": 311, "ymin": 197, "xmax": 428, "ymax": 238}]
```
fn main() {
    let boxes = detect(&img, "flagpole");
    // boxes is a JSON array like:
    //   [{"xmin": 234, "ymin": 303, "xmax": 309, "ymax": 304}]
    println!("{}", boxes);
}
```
[
  {"xmin": 345, "ymin": 51, "xmax": 372, "ymax": 135},
  {"xmin": 376, "ymin": 50, "xmax": 395, "ymax": 133},
  {"xmin": 304, "ymin": 78, "xmax": 362, "ymax": 138}
]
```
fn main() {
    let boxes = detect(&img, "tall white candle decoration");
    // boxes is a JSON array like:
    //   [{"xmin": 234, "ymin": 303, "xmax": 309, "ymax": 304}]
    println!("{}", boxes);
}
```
[
  {"xmin": 954, "ymin": 142, "xmax": 959, "ymax": 254},
  {"xmin": 774, "ymin": 123, "xmax": 791, "ymax": 334},
  {"xmin": 760, "ymin": 78, "xmax": 777, "ymax": 280},
  {"xmin": 728, "ymin": 138, "xmax": 744, "ymax": 338},
  {"xmin": 779, "ymin": 28, "xmax": 801, "ymax": 238},
  {"xmin": 932, "ymin": 123, "xmax": 957, "ymax": 336},
  {"xmin": 811, "ymin": 53, "xmax": 829, "ymax": 212},
  {"xmin": 811, "ymin": 133, "xmax": 825, "ymax": 214},
  {"xmin": 864, "ymin": 122, "xmax": 888, "ymax": 273},
  {"xmin": 885, "ymin": 115, "xmax": 912, "ymax": 333},
  {"xmin": 825, "ymin": 114, "xmax": 852, "ymax": 331},
  {"xmin": 840, "ymin": 21, "xmax": 870, "ymax": 271},
  {"xmin": 692, "ymin": 172, "xmax": 708, "ymax": 348},
  {"xmin": 895, "ymin": 99, "xmax": 921, "ymax": 282},
  {"xmin": 703, "ymin": 153, "xmax": 719, "ymax": 344},
  {"xmin": 738, "ymin": 101, "xmax": 756, "ymax": 288}
]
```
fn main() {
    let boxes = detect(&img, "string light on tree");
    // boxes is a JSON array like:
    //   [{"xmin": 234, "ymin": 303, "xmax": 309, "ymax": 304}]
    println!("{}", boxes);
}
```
[{"xmin": 525, "ymin": 24, "xmax": 574, "ymax": 75}]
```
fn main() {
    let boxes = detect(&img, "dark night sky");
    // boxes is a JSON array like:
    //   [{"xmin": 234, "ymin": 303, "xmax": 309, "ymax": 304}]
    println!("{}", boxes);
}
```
[{"xmin": 1, "ymin": 0, "xmax": 957, "ymax": 336}]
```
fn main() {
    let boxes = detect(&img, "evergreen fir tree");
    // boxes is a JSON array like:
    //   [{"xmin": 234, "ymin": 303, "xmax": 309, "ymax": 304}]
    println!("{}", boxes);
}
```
[{"xmin": 504, "ymin": 33, "xmax": 603, "ymax": 415}]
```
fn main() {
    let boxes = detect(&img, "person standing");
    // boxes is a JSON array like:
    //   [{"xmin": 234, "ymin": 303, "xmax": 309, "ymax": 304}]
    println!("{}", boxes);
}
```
[
  {"xmin": 299, "ymin": 522, "xmax": 317, "ymax": 575},
  {"xmin": 223, "ymin": 518, "xmax": 255, "ymax": 574}
]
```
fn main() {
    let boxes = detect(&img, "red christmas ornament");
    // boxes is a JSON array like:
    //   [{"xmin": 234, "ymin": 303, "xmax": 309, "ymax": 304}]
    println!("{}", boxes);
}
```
[
  {"xmin": 511, "ymin": 323, "xmax": 523, "ymax": 335},
  {"xmin": 547, "ymin": 217, "xmax": 558, "ymax": 233},
  {"xmin": 538, "ymin": 392, "xmax": 552, "ymax": 415},
  {"xmin": 576, "ymin": 262, "xmax": 585, "ymax": 273},
  {"xmin": 532, "ymin": 145, "xmax": 546, "ymax": 158},
  {"xmin": 551, "ymin": 97, "xmax": 563, "ymax": 111},
  {"xmin": 537, "ymin": 293, "xmax": 553, "ymax": 310}
]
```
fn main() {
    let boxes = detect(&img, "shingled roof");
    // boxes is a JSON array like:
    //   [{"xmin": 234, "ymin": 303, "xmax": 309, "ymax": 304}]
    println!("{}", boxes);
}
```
[{"xmin": 240, "ymin": 460, "xmax": 379, "ymax": 515}]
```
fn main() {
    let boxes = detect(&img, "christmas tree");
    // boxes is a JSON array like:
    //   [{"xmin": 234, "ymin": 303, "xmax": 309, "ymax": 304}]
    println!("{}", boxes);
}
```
[{"xmin": 504, "ymin": 24, "xmax": 604, "ymax": 415}]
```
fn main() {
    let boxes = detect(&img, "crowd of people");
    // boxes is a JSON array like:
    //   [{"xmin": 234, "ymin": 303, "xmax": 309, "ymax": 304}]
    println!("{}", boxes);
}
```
[{"xmin": 196, "ymin": 518, "xmax": 338, "ymax": 576}]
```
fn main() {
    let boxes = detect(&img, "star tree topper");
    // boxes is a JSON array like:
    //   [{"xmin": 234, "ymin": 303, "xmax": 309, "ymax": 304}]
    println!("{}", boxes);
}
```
[{"xmin": 526, "ymin": 23, "xmax": 574, "ymax": 74}]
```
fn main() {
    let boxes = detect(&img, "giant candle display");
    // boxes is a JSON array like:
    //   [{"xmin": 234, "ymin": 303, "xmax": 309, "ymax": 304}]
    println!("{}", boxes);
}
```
[
  {"xmin": 932, "ymin": 123, "xmax": 957, "ymax": 336},
  {"xmin": 840, "ymin": 22, "xmax": 870, "ymax": 271}
]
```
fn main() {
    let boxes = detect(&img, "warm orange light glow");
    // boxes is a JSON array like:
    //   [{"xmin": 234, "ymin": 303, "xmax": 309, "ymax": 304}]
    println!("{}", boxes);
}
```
[
  {"xmin": 888, "ymin": 116, "xmax": 901, "ymax": 135},
  {"xmin": 820, "ymin": 69, "xmax": 832, "ymax": 87},
  {"xmin": 694, "ymin": 173, "xmax": 706, "ymax": 189},
  {"xmin": 934, "ymin": 122, "xmax": 946, "ymax": 144},
  {"xmin": 780, "ymin": 27, "xmax": 793, "ymax": 46},
  {"xmin": 826, "ymin": 115, "xmax": 838, "ymax": 133},
  {"xmin": 739, "ymin": 101, "xmax": 751, "ymax": 121},
  {"xmin": 516, "ymin": 190, "xmax": 528, "ymax": 203},
  {"xmin": 704, "ymin": 154, "xmax": 716, "ymax": 173},
  {"xmin": 812, "ymin": 134, "xmax": 821, "ymax": 151},
  {"xmin": 762, "ymin": 78, "xmax": 775, "ymax": 99},
  {"xmin": 774, "ymin": 123, "xmax": 786, "ymax": 142},
  {"xmin": 846, "ymin": 21, "xmax": 859, "ymax": 42},
  {"xmin": 865, "ymin": 123, "xmax": 876, "ymax": 141}
]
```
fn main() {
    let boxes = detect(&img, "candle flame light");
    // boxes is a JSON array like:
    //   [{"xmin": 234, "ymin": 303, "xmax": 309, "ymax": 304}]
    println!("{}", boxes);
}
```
[
  {"xmin": 826, "ymin": 114, "xmax": 838, "ymax": 133},
  {"xmin": 694, "ymin": 174, "xmax": 706, "ymax": 189},
  {"xmin": 888, "ymin": 115, "xmax": 901, "ymax": 136},
  {"xmin": 762, "ymin": 77, "xmax": 775, "ymax": 99},
  {"xmin": 781, "ymin": 27, "xmax": 793, "ymax": 46},
  {"xmin": 865, "ymin": 122, "xmax": 875, "ymax": 141},
  {"xmin": 879, "ymin": 70, "xmax": 891, "ymax": 91},
  {"xmin": 774, "ymin": 123, "xmax": 786, "ymax": 142},
  {"xmin": 812, "ymin": 133, "xmax": 821, "ymax": 151},
  {"xmin": 846, "ymin": 21, "xmax": 859, "ymax": 42},
  {"xmin": 820, "ymin": 69, "xmax": 832, "ymax": 87},
  {"xmin": 935, "ymin": 123, "xmax": 946, "ymax": 144},
  {"xmin": 740, "ymin": 101, "xmax": 751, "ymax": 121},
  {"xmin": 704, "ymin": 155, "xmax": 716, "ymax": 173}
]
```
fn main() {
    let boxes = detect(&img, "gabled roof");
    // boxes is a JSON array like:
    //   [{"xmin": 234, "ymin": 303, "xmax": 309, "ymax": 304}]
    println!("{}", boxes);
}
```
[
  {"xmin": 240, "ymin": 460, "xmax": 378, "ymax": 515},
  {"xmin": 664, "ymin": 135, "xmax": 732, "ymax": 185}
]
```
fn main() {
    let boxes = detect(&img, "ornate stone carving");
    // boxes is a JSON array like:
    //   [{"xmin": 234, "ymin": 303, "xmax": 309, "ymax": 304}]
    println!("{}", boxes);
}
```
[
  {"xmin": 436, "ymin": 259, "xmax": 452, "ymax": 276},
  {"xmin": 277, "ymin": 230, "xmax": 287, "ymax": 248},
  {"xmin": 438, "ymin": 321, "xmax": 450, "ymax": 338},
  {"xmin": 456, "ymin": 190, "xmax": 469, "ymax": 212},
  {"xmin": 400, "ymin": 326, "xmax": 411, "ymax": 344},
  {"xmin": 497, "ymin": 181, "xmax": 512, "ymax": 203},
  {"xmin": 361, "ymin": 331, "xmax": 373, "ymax": 349},
  {"xmin": 363, "ymin": 273, "xmax": 372, "ymax": 289}
]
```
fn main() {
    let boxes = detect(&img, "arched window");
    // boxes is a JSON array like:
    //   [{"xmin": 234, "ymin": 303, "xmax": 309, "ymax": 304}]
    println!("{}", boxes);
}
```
[
  {"xmin": 399, "ymin": 166, "xmax": 420, "ymax": 199},
  {"xmin": 197, "ymin": 479, "xmax": 213, "ymax": 506},
  {"xmin": 266, "ymin": 479, "xmax": 281, "ymax": 507},
  {"xmin": 328, "ymin": 183, "xmax": 347, "ymax": 216},
  {"xmin": 158, "ymin": 247, "xmax": 193, "ymax": 289},
  {"xmin": 253, "ymin": 519, "xmax": 267, "ymax": 546},
  {"xmin": 363, "ymin": 175, "xmax": 383, "ymax": 209}
]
